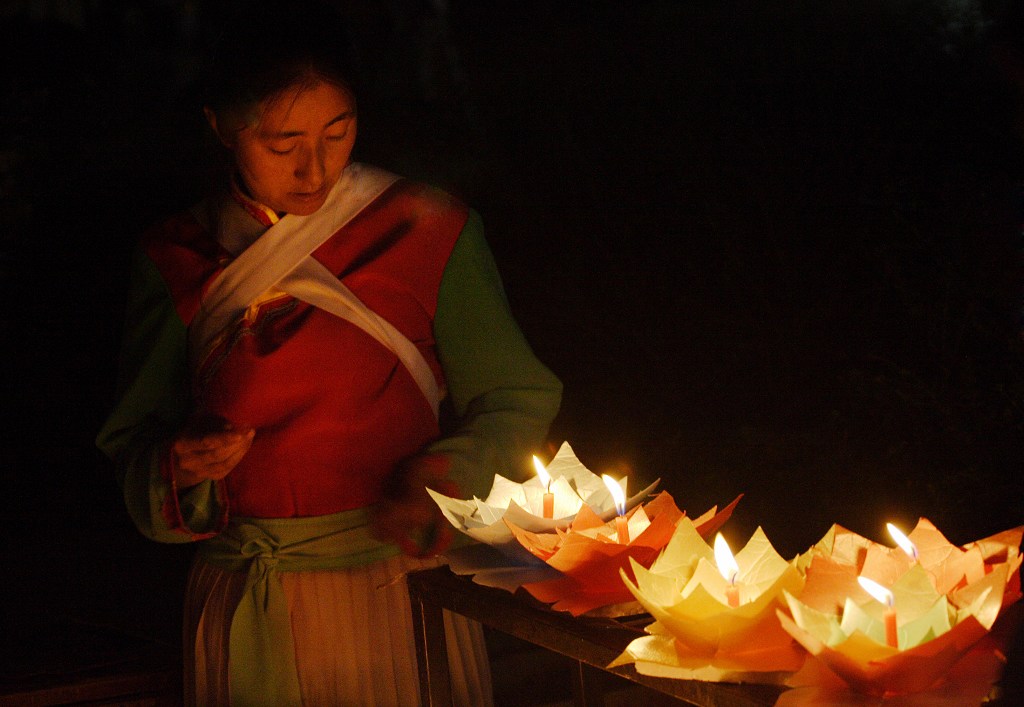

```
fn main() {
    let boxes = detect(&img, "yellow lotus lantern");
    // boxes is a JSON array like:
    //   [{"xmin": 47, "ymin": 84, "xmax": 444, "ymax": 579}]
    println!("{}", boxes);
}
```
[{"xmin": 609, "ymin": 517, "xmax": 805, "ymax": 682}]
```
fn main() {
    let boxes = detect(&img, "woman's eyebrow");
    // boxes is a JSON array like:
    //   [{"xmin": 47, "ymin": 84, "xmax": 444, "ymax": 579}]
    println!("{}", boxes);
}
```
[
  {"xmin": 264, "ymin": 110, "xmax": 356, "ymax": 139},
  {"xmin": 268, "ymin": 111, "xmax": 356, "ymax": 139},
  {"xmin": 325, "ymin": 110, "xmax": 355, "ymax": 128}
]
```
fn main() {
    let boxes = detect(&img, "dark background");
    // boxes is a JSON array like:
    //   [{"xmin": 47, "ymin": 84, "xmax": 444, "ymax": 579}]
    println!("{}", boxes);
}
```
[{"xmin": 2, "ymin": 0, "xmax": 1023, "ymax": 702}]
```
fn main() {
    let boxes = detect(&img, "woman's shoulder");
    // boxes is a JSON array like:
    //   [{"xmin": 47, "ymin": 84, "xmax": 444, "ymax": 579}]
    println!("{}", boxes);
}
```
[
  {"xmin": 354, "ymin": 162, "xmax": 469, "ymax": 219},
  {"xmin": 138, "ymin": 196, "xmax": 223, "ymax": 261}
]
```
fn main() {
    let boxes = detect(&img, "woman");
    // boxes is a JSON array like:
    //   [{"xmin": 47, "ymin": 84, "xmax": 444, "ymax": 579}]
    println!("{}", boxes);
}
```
[{"xmin": 96, "ymin": 2, "xmax": 562, "ymax": 705}]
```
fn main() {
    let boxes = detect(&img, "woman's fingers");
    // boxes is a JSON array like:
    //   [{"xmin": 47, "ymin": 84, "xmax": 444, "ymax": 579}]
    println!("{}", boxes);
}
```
[
  {"xmin": 175, "ymin": 427, "xmax": 254, "ymax": 454},
  {"xmin": 371, "ymin": 490, "xmax": 452, "ymax": 557},
  {"xmin": 172, "ymin": 427, "xmax": 255, "ymax": 482}
]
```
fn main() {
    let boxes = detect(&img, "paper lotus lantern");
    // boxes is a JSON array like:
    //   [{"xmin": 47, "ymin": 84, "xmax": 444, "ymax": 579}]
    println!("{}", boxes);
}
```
[
  {"xmin": 610, "ymin": 517, "xmax": 805, "ymax": 681},
  {"xmin": 506, "ymin": 490, "xmax": 732, "ymax": 616},
  {"xmin": 775, "ymin": 643, "xmax": 1008, "ymax": 707},
  {"xmin": 801, "ymin": 519, "xmax": 1023, "ymax": 615},
  {"xmin": 778, "ymin": 518, "xmax": 1023, "ymax": 702},
  {"xmin": 428, "ymin": 442, "xmax": 660, "ymax": 566}
]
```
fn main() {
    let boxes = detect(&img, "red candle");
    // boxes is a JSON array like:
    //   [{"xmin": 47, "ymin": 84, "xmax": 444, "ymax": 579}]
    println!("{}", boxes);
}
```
[
  {"xmin": 601, "ymin": 473, "xmax": 630, "ymax": 544},
  {"xmin": 615, "ymin": 515, "xmax": 630, "ymax": 544},
  {"xmin": 857, "ymin": 576, "xmax": 899, "ymax": 649},
  {"xmin": 726, "ymin": 584, "xmax": 740, "ymax": 608},
  {"xmin": 714, "ymin": 534, "xmax": 741, "ymax": 607},
  {"xmin": 533, "ymin": 456, "xmax": 555, "ymax": 519},
  {"xmin": 884, "ymin": 607, "xmax": 898, "ymax": 648},
  {"xmin": 542, "ymin": 491, "xmax": 554, "ymax": 519}
]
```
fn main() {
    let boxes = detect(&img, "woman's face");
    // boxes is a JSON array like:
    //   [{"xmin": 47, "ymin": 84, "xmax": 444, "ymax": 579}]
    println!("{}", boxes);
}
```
[{"xmin": 214, "ymin": 80, "xmax": 357, "ymax": 216}]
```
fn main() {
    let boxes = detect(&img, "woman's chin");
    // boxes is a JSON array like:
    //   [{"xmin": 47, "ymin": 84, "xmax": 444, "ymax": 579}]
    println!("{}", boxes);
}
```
[
  {"xmin": 282, "ymin": 193, "xmax": 328, "ymax": 216},
  {"xmin": 287, "ymin": 203, "xmax": 324, "ymax": 216}
]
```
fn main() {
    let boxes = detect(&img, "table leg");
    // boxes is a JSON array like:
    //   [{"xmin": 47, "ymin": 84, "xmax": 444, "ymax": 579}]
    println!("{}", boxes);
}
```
[
  {"xmin": 570, "ymin": 660, "xmax": 606, "ymax": 707},
  {"xmin": 410, "ymin": 587, "xmax": 453, "ymax": 706}
]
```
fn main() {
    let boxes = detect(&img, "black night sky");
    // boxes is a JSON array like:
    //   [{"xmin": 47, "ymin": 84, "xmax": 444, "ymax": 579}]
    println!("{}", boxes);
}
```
[{"xmin": 2, "ymin": 1, "xmax": 1023, "ymax": 703}]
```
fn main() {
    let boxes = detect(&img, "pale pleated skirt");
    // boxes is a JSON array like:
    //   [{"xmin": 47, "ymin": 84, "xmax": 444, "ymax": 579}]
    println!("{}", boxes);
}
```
[{"xmin": 183, "ymin": 553, "xmax": 494, "ymax": 706}]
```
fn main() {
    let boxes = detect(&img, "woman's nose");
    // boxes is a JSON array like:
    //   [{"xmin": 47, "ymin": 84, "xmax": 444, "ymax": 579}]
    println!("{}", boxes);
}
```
[{"xmin": 294, "ymin": 143, "xmax": 326, "ymax": 185}]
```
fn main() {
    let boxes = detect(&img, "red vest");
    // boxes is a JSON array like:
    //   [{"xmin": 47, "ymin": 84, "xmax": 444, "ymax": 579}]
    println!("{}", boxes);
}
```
[{"xmin": 143, "ymin": 180, "xmax": 468, "ymax": 517}]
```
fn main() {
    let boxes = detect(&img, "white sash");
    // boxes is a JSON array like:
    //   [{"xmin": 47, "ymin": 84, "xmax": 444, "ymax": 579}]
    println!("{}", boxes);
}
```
[{"xmin": 188, "ymin": 162, "xmax": 443, "ymax": 418}]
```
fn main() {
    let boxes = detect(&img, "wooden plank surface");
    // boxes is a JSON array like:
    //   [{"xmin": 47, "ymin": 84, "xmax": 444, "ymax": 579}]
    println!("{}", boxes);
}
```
[{"xmin": 407, "ymin": 565, "xmax": 786, "ymax": 707}]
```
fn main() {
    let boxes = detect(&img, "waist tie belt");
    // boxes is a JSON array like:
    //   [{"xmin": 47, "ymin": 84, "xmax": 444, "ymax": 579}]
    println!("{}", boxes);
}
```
[{"xmin": 197, "ymin": 508, "xmax": 400, "ymax": 706}]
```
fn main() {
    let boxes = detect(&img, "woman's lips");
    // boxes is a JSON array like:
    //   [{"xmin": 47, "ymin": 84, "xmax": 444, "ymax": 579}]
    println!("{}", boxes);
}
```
[{"xmin": 290, "ymin": 186, "xmax": 327, "ymax": 202}]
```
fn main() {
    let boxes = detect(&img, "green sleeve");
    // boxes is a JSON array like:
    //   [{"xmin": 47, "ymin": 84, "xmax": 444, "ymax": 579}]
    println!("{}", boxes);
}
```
[
  {"xmin": 427, "ymin": 210, "xmax": 563, "ymax": 497},
  {"xmin": 95, "ymin": 246, "xmax": 225, "ymax": 542}
]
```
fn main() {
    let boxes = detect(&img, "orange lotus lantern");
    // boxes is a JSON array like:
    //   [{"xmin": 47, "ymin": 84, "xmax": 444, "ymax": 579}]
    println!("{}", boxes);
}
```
[
  {"xmin": 778, "ymin": 519, "xmax": 1022, "ymax": 703},
  {"xmin": 504, "ymin": 490, "xmax": 743, "ymax": 616}
]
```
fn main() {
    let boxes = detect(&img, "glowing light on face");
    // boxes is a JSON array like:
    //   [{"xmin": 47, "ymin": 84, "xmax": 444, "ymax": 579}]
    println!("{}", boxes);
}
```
[{"xmin": 225, "ymin": 81, "xmax": 357, "ymax": 216}]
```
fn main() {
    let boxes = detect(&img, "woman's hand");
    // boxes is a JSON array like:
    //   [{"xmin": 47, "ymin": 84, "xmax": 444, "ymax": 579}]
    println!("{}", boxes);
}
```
[
  {"xmin": 371, "ymin": 454, "xmax": 457, "ymax": 558},
  {"xmin": 171, "ymin": 416, "xmax": 255, "ymax": 490}
]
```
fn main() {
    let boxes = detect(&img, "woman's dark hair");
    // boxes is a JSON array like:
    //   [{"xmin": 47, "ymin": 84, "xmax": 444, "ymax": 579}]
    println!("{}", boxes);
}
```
[{"xmin": 201, "ymin": 0, "xmax": 357, "ymax": 129}]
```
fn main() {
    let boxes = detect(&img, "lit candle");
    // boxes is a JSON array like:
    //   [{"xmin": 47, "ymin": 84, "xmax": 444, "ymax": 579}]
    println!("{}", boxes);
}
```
[
  {"xmin": 601, "ymin": 473, "xmax": 629, "ymax": 544},
  {"xmin": 713, "ymin": 533, "xmax": 740, "ymax": 607},
  {"xmin": 858, "ymin": 576, "xmax": 898, "ymax": 648},
  {"xmin": 533, "ymin": 456, "xmax": 554, "ymax": 519},
  {"xmin": 886, "ymin": 522, "xmax": 919, "ymax": 562}
]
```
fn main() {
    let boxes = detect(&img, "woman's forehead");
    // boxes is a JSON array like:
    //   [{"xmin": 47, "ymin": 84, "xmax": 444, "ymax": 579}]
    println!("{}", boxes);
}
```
[{"xmin": 254, "ymin": 81, "xmax": 355, "ymax": 133}]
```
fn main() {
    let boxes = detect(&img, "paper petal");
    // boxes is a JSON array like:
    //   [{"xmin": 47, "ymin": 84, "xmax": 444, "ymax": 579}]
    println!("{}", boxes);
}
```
[
  {"xmin": 443, "ymin": 542, "xmax": 563, "ymax": 592},
  {"xmin": 690, "ymin": 493, "xmax": 743, "ymax": 538},
  {"xmin": 622, "ymin": 520, "xmax": 804, "ymax": 654},
  {"xmin": 779, "ymin": 605, "xmax": 991, "ymax": 696},
  {"xmin": 611, "ymin": 632, "xmax": 801, "ymax": 683},
  {"xmin": 512, "ymin": 492, "xmax": 686, "ymax": 615},
  {"xmin": 777, "ymin": 643, "xmax": 1005, "ymax": 706},
  {"xmin": 505, "ymin": 491, "xmax": 747, "ymax": 616}
]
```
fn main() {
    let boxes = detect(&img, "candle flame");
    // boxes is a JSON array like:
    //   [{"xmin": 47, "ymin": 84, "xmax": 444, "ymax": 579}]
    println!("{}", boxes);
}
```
[
  {"xmin": 886, "ymin": 522, "xmax": 919, "ymax": 560},
  {"xmin": 713, "ymin": 533, "xmax": 739, "ymax": 584},
  {"xmin": 601, "ymin": 473, "xmax": 626, "ymax": 515},
  {"xmin": 532, "ymin": 455, "xmax": 552, "ymax": 490},
  {"xmin": 857, "ymin": 576, "xmax": 894, "ymax": 607}
]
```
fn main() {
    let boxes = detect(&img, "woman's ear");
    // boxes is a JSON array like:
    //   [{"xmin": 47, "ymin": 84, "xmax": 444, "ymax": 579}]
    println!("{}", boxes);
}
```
[{"xmin": 204, "ymin": 107, "xmax": 233, "ymax": 148}]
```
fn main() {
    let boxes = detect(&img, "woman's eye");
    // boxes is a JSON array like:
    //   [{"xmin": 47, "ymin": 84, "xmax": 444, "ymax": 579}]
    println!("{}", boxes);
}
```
[{"xmin": 269, "ymin": 146, "xmax": 294, "ymax": 155}]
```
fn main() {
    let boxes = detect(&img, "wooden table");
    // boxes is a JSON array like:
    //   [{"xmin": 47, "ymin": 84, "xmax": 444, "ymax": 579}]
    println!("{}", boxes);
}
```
[
  {"xmin": 0, "ymin": 617, "xmax": 181, "ymax": 707},
  {"xmin": 407, "ymin": 565, "xmax": 786, "ymax": 706}
]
